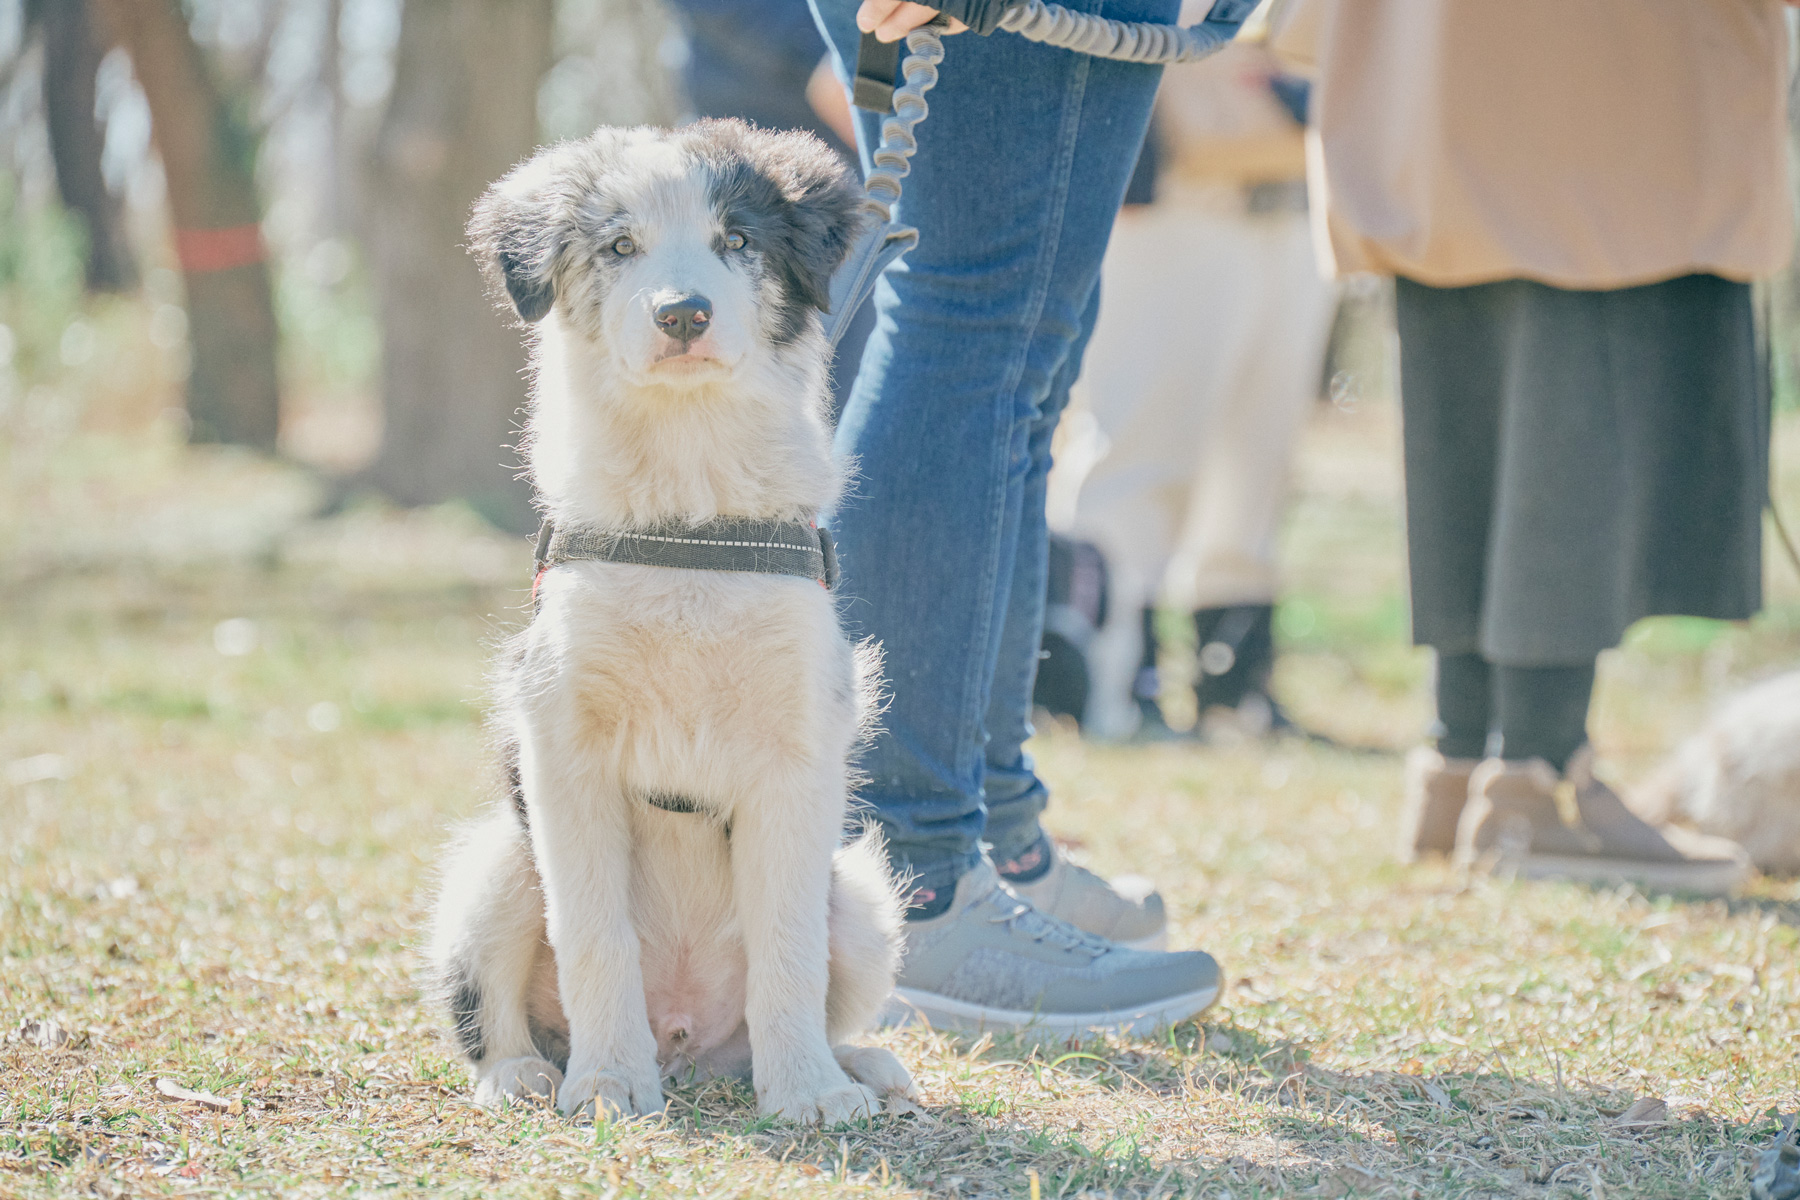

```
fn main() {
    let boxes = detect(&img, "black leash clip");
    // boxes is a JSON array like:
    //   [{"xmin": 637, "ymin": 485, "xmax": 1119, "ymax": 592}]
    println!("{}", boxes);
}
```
[{"xmin": 852, "ymin": 31, "xmax": 904, "ymax": 112}]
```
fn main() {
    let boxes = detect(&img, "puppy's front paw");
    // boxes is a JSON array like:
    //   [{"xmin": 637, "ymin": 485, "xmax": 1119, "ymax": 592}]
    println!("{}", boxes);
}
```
[
  {"xmin": 762, "ymin": 1079, "xmax": 883, "ymax": 1126},
  {"xmin": 558, "ymin": 1063, "xmax": 664, "ymax": 1120},
  {"xmin": 474, "ymin": 1056, "xmax": 564, "ymax": 1108},
  {"xmin": 834, "ymin": 1044, "xmax": 917, "ymax": 1099}
]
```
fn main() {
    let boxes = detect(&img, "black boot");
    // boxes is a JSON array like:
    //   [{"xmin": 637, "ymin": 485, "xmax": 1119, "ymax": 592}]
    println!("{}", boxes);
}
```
[
  {"xmin": 1131, "ymin": 605, "xmax": 1178, "ymax": 740},
  {"xmin": 1031, "ymin": 535, "xmax": 1109, "ymax": 726},
  {"xmin": 1033, "ymin": 629, "xmax": 1089, "ymax": 725},
  {"xmin": 1193, "ymin": 604, "xmax": 1290, "ymax": 735}
]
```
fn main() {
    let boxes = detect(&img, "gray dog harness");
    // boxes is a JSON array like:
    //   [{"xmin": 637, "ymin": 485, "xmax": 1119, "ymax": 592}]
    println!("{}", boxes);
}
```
[{"xmin": 532, "ymin": 516, "xmax": 839, "ymax": 597}]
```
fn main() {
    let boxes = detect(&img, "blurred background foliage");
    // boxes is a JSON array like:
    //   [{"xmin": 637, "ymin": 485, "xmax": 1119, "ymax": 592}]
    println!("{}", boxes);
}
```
[
  {"xmin": 0, "ymin": 0, "xmax": 681, "ymax": 533},
  {"xmin": 0, "ymin": 0, "xmax": 1796, "ymax": 665},
  {"xmin": 2, "ymin": 2, "xmax": 1799, "ymax": 520}
]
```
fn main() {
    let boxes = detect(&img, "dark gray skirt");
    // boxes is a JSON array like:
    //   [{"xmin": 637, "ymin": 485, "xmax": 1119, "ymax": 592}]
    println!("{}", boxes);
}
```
[{"xmin": 1396, "ymin": 273, "xmax": 1766, "ymax": 666}]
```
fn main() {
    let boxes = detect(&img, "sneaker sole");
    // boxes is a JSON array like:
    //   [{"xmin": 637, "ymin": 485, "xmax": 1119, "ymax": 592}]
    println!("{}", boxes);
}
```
[
  {"xmin": 1505, "ymin": 853, "xmax": 1747, "ymax": 897},
  {"xmin": 880, "ymin": 983, "xmax": 1219, "ymax": 1036}
]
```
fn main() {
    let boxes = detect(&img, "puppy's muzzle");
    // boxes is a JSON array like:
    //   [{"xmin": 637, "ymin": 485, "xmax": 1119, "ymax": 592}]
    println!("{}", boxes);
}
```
[{"xmin": 655, "ymin": 294, "xmax": 712, "ymax": 345}]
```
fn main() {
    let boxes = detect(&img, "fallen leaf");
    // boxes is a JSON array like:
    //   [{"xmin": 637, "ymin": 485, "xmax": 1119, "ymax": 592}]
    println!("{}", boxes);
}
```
[
  {"xmin": 18, "ymin": 1018, "xmax": 70, "ymax": 1048},
  {"xmin": 1233, "ymin": 977, "xmax": 1270, "ymax": 1002},
  {"xmin": 1665, "ymin": 1093, "xmax": 1708, "ymax": 1119},
  {"xmin": 1615, "ymin": 1097, "xmax": 1668, "ymax": 1129},
  {"xmin": 1527, "ymin": 1161, "xmax": 1575, "ymax": 1185},
  {"xmin": 1326, "ymin": 1166, "xmax": 1384, "ymax": 1196},
  {"xmin": 797, "ymin": 1163, "xmax": 823, "ymax": 1177},
  {"xmin": 155, "ymin": 1077, "xmax": 238, "ymax": 1113}
]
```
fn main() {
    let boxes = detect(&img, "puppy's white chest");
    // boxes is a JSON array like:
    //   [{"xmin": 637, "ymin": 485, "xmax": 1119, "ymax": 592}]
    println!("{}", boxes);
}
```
[{"xmin": 526, "ymin": 563, "xmax": 850, "ymax": 803}]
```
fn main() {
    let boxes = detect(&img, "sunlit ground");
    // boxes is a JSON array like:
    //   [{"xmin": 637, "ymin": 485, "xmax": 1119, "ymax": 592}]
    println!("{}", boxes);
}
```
[{"xmin": 3, "ymin": 334, "xmax": 1799, "ymax": 1196}]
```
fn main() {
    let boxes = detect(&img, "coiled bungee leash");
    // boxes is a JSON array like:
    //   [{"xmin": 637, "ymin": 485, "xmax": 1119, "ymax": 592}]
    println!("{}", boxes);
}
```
[{"xmin": 822, "ymin": 0, "xmax": 1258, "ymax": 346}]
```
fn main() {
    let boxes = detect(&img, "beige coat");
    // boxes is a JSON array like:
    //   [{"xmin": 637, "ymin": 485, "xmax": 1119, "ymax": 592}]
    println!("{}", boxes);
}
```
[{"xmin": 1287, "ymin": 0, "xmax": 1793, "ymax": 288}]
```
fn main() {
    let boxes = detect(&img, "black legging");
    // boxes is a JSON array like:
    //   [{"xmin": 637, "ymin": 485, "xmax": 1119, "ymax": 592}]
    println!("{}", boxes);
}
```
[{"xmin": 1434, "ymin": 651, "xmax": 1594, "ymax": 770}]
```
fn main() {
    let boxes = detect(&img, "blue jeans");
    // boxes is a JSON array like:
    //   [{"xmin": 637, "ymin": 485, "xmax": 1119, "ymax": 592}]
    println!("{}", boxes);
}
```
[{"xmin": 809, "ymin": 0, "xmax": 1175, "ymax": 901}]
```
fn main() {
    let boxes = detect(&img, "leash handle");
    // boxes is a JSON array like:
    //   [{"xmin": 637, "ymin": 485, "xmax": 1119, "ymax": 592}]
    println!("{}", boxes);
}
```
[
  {"xmin": 910, "ymin": 0, "xmax": 1254, "ymax": 50},
  {"xmin": 997, "ymin": 0, "xmax": 1254, "ymax": 64}
]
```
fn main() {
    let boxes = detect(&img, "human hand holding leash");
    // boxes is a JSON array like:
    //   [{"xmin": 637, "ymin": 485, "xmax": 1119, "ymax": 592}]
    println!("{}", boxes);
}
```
[{"xmin": 858, "ymin": 1, "xmax": 966, "ymax": 41}]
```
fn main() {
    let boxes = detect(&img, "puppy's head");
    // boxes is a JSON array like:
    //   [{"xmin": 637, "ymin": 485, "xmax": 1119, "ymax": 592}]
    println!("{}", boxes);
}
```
[{"xmin": 468, "ymin": 120, "xmax": 865, "ymax": 388}]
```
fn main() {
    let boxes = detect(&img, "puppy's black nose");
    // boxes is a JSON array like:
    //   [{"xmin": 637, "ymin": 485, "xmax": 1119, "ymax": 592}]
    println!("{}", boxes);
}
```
[{"xmin": 654, "ymin": 295, "xmax": 712, "ymax": 343}]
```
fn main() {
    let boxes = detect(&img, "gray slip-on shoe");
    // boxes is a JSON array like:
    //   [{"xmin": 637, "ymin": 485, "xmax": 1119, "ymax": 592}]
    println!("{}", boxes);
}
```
[
  {"xmin": 885, "ymin": 860, "xmax": 1219, "ymax": 1036},
  {"xmin": 1008, "ymin": 850, "xmax": 1167, "ymax": 950}
]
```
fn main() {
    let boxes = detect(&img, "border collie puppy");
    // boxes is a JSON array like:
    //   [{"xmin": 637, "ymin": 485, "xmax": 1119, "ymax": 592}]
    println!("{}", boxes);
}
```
[{"xmin": 427, "ymin": 120, "xmax": 914, "ymax": 1125}]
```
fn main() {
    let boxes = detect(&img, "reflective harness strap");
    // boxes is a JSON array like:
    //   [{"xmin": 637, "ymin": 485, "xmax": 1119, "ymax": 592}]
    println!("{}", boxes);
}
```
[{"xmin": 531, "ymin": 516, "xmax": 838, "ymax": 603}]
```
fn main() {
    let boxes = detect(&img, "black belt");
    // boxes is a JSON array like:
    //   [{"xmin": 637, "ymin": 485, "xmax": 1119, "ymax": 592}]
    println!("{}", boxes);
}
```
[{"xmin": 533, "ymin": 517, "xmax": 838, "ymax": 591}]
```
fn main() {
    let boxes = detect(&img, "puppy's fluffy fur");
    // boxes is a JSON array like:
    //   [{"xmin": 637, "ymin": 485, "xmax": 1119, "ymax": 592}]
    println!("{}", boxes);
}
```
[
  {"xmin": 1635, "ymin": 671, "xmax": 1800, "ymax": 876},
  {"xmin": 428, "ymin": 121, "xmax": 915, "ymax": 1124}
]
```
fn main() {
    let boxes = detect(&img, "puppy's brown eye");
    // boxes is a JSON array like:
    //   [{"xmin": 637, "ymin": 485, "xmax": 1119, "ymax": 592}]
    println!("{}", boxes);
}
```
[
  {"xmin": 610, "ymin": 236, "xmax": 636, "ymax": 257},
  {"xmin": 724, "ymin": 232, "xmax": 747, "ymax": 251}
]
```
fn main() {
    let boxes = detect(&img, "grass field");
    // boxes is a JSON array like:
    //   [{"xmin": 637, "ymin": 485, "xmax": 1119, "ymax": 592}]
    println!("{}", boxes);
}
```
[{"xmin": 3, "ymin": 391, "xmax": 1799, "ymax": 1199}]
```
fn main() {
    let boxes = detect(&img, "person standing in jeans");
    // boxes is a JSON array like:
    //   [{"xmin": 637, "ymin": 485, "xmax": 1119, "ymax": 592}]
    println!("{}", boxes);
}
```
[
  {"xmin": 806, "ymin": 0, "xmax": 1246, "ymax": 1030},
  {"xmin": 1295, "ymin": 0, "xmax": 1785, "ymax": 893}
]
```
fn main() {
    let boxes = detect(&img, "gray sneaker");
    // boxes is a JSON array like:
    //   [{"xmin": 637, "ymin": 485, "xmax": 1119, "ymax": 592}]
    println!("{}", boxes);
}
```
[
  {"xmin": 887, "ymin": 860, "xmax": 1220, "ymax": 1035},
  {"xmin": 1008, "ymin": 850, "xmax": 1167, "ymax": 949}
]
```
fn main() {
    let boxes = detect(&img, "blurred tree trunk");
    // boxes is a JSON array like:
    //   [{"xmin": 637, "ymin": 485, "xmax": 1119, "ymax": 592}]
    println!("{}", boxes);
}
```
[
  {"xmin": 321, "ymin": 0, "xmax": 347, "ymax": 236},
  {"xmin": 35, "ymin": 0, "xmax": 136, "ymax": 292},
  {"xmin": 92, "ymin": 0, "xmax": 280, "ymax": 450},
  {"xmin": 365, "ymin": 0, "xmax": 552, "ymax": 533}
]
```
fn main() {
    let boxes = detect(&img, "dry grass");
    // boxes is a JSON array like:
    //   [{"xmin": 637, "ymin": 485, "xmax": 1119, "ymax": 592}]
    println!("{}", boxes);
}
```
[{"xmin": 3, "ymin": 402, "xmax": 1799, "ymax": 1199}]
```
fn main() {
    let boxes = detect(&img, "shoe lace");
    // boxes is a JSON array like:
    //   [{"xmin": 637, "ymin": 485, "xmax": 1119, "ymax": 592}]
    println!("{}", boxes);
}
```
[{"xmin": 975, "ymin": 878, "xmax": 1110, "ymax": 955}]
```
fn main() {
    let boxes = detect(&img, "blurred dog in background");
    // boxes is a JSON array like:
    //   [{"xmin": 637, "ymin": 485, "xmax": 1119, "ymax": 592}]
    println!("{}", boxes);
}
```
[{"xmin": 1636, "ymin": 671, "xmax": 1800, "ymax": 877}]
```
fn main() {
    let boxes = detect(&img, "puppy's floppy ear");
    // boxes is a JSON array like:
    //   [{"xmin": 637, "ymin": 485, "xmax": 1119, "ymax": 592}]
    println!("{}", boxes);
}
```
[
  {"xmin": 467, "ymin": 156, "xmax": 565, "ymax": 324},
  {"xmin": 771, "ymin": 134, "xmax": 868, "ymax": 313},
  {"xmin": 733, "ymin": 125, "xmax": 869, "ymax": 314}
]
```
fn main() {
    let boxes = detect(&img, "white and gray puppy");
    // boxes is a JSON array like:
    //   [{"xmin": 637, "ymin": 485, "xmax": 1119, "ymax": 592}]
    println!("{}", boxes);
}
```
[{"xmin": 428, "ymin": 120, "xmax": 915, "ymax": 1125}]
